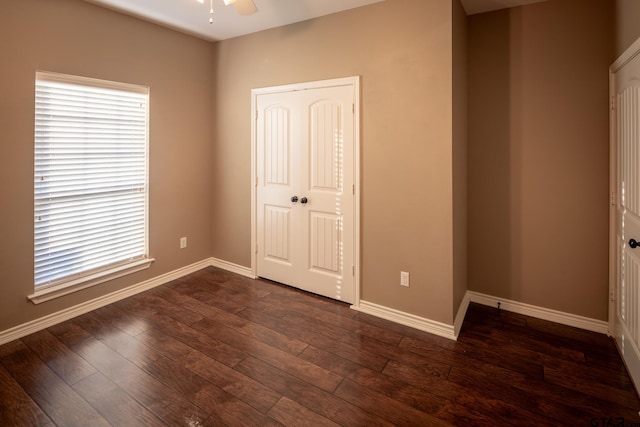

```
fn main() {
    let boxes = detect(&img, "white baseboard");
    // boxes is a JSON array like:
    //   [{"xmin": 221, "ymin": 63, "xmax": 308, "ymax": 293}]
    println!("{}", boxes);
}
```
[
  {"xmin": 352, "ymin": 300, "xmax": 458, "ymax": 341},
  {"xmin": 1, "ymin": 256, "xmax": 610, "ymax": 347},
  {"xmin": 209, "ymin": 257, "xmax": 255, "ymax": 278},
  {"xmin": 454, "ymin": 294, "xmax": 471, "ymax": 337},
  {"xmin": 466, "ymin": 291, "xmax": 609, "ymax": 335},
  {"xmin": 0, "ymin": 258, "xmax": 212, "ymax": 346}
]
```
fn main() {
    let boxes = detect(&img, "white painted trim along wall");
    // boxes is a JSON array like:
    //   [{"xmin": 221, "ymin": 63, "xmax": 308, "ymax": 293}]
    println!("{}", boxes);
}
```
[
  {"xmin": 210, "ymin": 258, "xmax": 255, "ymax": 279},
  {"xmin": 466, "ymin": 291, "xmax": 609, "ymax": 335},
  {"xmin": 352, "ymin": 301, "xmax": 460, "ymax": 340},
  {"xmin": 0, "ymin": 260, "xmax": 608, "ymax": 346}
]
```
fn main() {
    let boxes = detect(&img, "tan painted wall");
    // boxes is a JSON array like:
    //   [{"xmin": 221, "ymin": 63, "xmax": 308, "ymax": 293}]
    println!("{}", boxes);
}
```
[
  {"xmin": 615, "ymin": 0, "xmax": 640, "ymax": 57},
  {"xmin": 452, "ymin": 0, "xmax": 468, "ymax": 319},
  {"xmin": 468, "ymin": 0, "xmax": 614, "ymax": 320},
  {"xmin": 4, "ymin": 0, "xmax": 617, "ymax": 334},
  {"xmin": 0, "ymin": 0, "xmax": 213, "ymax": 331},
  {"xmin": 211, "ymin": 0, "xmax": 457, "ymax": 323}
]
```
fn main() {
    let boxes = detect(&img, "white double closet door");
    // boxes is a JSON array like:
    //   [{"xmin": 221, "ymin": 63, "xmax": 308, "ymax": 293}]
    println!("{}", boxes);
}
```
[{"xmin": 254, "ymin": 80, "xmax": 357, "ymax": 303}]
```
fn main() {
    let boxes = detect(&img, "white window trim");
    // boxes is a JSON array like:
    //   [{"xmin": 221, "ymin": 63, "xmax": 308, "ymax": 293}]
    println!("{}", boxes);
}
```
[
  {"xmin": 28, "ymin": 257, "xmax": 154, "ymax": 304},
  {"xmin": 31, "ymin": 71, "xmax": 153, "ymax": 304}
]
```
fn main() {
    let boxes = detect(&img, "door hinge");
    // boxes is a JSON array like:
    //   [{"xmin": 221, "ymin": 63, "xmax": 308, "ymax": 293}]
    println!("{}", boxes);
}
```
[
  {"xmin": 610, "ymin": 191, "xmax": 616, "ymax": 206},
  {"xmin": 352, "ymin": 104, "xmax": 355, "ymax": 114},
  {"xmin": 255, "ymin": 244, "xmax": 259, "ymax": 254},
  {"xmin": 256, "ymin": 109, "xmax": 259, "ymax": 120},
  {"xmin": 352, "ymin": 184, "xmax": 355, "ymax": 195},
  {"xmin": 352, "ymin": 265, "xmax": 355, "ymax": 276},
  {"xmin": 255, "ymin": 176, "xmax": 259, "ymax": 186},
  {"xmin": 611, "ymin": 96, "xmax": 616, "ymax": 111}
]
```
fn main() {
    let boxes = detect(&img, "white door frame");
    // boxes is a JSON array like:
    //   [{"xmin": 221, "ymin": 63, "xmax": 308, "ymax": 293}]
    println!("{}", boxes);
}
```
[
  {"xmin": 250, "ymin": 76, "xmax": 361, "ymax": 307},
  {"xmin": 609, "ymin": 52, "xmax": 619, "ymax": 337}
]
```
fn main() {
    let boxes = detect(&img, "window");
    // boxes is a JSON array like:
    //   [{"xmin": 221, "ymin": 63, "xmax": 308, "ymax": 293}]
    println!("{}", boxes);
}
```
[{"xmin": 31, "ymin": 71, "xmax": 153, "ymax": 303}]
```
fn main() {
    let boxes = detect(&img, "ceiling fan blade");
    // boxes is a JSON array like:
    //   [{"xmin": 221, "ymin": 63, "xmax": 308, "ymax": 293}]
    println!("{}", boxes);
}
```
[{"xmin": 227, "ymin": 0, "xmax": 258, "ymax": 16}]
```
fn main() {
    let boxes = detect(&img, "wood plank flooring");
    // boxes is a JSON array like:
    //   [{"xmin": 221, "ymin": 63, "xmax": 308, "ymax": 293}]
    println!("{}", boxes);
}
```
[{"xmin": 1, "ymin": 266, "xmax": 638, "ymax": 426}]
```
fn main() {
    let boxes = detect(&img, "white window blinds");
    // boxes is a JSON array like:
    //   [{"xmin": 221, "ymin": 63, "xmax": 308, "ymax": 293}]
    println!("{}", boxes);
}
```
[{"xmin": 34, "ymin": 72, "xmax": 149, "ymax": 292}]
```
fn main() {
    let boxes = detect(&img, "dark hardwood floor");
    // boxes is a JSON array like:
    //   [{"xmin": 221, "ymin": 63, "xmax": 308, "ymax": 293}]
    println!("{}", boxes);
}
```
[{"xmin": 1, "ymin": 267, "xmax": 638, "ymax": 426}]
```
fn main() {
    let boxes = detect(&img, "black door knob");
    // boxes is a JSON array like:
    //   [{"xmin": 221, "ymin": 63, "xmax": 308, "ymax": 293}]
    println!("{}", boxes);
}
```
[
  {"xmin": 300, "ymin": 197, "xmax": 308, "ymax": 204},
  {"xmin": 630, "ymin": 239, "xmax": 639, "ymax": 249},
  {"xmin": 291, "ymin": 196, "xmax": 298, "ymax": 203}
]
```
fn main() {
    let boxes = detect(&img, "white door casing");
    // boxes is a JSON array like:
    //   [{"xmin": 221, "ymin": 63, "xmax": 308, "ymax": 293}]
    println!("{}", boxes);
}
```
[
  {"xmin": 251, "ymin": 77, "xmax": 360, "ymax": 305},
  {"xmin": 610, "ymin": 37, "xmax": 640, "ymax": 393}
]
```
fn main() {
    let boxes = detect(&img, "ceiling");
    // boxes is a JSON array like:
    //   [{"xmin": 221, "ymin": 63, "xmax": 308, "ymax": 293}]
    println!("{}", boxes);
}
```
[
  {"xmin": 84, "ymin": 0, "xmax": 548, "ymax": 42},
  {"xmin": 84, "ymin": 0, "xmax": 385, "ymax": 41}
]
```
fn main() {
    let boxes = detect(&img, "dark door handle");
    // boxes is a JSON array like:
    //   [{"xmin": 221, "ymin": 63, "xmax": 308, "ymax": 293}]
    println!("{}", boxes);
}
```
[
  {"xmin": 300, "ymin": 197, "xmax": 308, "ymax": 204},
  {"xmin": 291, "ymin": 196, "xmax": 298, "ymax": 203},
  {"xmin": 630, "ymin": 239, "xmax": 639, "ymax": 249}
]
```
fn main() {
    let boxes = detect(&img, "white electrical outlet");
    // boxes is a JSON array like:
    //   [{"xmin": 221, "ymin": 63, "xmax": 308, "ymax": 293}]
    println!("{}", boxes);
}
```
[
  {"xmin": 180, "ymin": 237, "xmax": 187, "ymax": 249},
  {"xmin": 400, "ymin": 271, "xmax": 410, "ymax": 287}
]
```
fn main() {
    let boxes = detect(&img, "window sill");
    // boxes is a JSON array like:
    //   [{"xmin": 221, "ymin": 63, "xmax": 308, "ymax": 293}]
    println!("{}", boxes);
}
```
[{"xmin": 28, "ymin": 258, "xmax": 155, "ymax": 304}]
